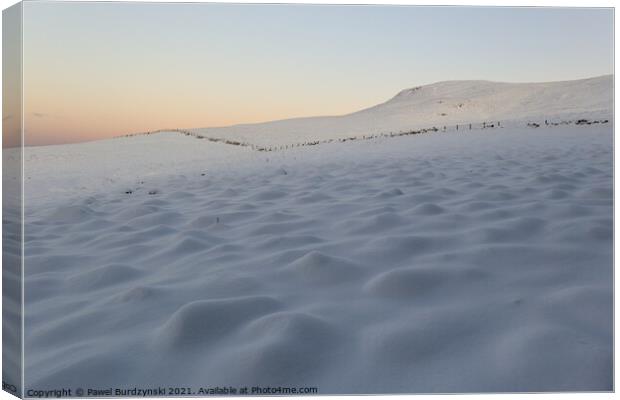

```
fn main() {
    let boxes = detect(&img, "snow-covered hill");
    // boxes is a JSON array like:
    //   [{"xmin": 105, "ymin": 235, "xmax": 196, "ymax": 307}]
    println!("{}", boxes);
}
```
[
  {"xmin": 20, "ymin": 75, "xmax": 614, "ymax": 205},
  {"xmin": 188, "ymin": 75, "xmax": 612, "ymax": 147},
  {"xmin": 16, "ymin": 75, "xmax": 613, "ymax": 393}
]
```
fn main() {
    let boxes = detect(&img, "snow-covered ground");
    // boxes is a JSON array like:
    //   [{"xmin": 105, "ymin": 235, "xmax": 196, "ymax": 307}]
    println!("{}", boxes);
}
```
[
  {"xmin": 186, "ymin": 75, "xmax": 612, "ymax": 148},
  {"xmin": 13, "ymin": 76, "xmax": 614, "ymax": 393}
]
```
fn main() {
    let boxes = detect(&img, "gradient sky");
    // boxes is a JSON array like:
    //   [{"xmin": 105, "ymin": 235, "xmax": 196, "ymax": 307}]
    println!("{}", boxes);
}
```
[{"xmin": 21, "ymin": 2, "xmax": 613, "ymax": 145}]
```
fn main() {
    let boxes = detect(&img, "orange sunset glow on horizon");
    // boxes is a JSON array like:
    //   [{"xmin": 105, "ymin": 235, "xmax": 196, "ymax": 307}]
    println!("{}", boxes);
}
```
[{"xmin": 10, "ymin": 2, "xmax": 613, "ymax": 146}]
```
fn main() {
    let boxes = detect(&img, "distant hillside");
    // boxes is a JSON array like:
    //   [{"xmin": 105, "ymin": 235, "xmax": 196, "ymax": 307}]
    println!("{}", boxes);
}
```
[{"xmin": 186, "ymin": 75, "xmax": 612, "ymax": 147}]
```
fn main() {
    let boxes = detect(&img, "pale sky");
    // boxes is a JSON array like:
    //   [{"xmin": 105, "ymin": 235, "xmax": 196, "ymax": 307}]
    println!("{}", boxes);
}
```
[{"xmin": 19, "ymin": 2, "xmax": 614, "ymax": 145}]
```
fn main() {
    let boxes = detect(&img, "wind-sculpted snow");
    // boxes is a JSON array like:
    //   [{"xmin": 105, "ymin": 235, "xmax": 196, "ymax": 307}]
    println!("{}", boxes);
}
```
[{"xmin": 21, "ymin": 123, "xmax": 612, "ymax": 392}]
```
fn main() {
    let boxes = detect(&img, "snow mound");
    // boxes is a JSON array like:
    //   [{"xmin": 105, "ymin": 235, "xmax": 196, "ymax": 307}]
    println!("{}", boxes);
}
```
[
  {"xmin": 281, "ymin": 251, "xmax": 363, "ymax": 284},
  {"xmin": 155, "ymin": 296, "xmax": 282, "ymax": 349}
]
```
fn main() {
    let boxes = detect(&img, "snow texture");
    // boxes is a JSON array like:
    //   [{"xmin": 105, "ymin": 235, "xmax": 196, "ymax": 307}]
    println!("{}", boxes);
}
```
[{"xmin": 10, "ymin": 76, "xmax": 613, "ymax": 393}]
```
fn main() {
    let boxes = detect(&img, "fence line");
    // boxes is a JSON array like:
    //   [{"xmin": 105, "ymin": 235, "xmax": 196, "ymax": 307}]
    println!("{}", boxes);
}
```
[{"xmin": 115, "ymin": 117, "xmax": 609, "ymax": 152}]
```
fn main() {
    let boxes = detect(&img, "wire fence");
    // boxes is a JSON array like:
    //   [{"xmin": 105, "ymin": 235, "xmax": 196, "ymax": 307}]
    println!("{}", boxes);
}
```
[{"xmin": 116, "ymin": 117, "xmax": 610, "ymax": 152}]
